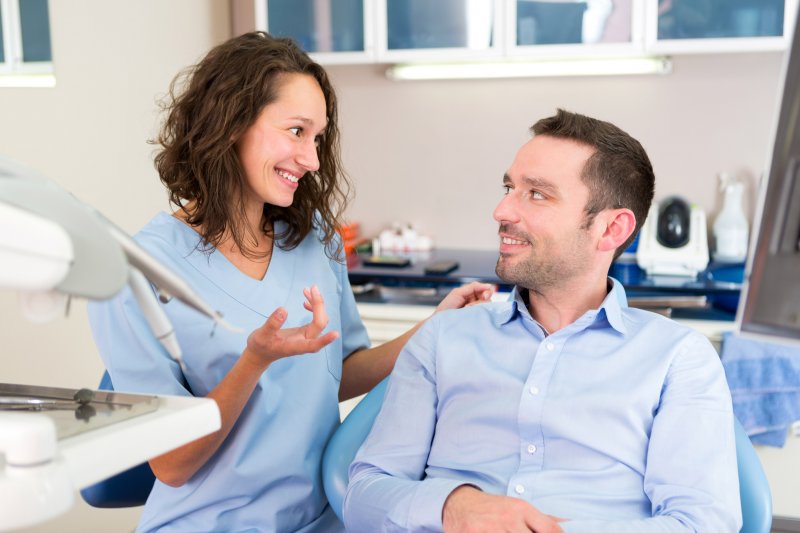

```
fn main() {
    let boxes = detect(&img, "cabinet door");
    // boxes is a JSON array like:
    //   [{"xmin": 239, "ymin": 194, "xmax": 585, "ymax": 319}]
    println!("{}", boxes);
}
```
[
  {"xmin": 508, "ymin": 0, "xmax": 644, "ymax": 58},
  {"xmin": 646, "ymin": 0, "xmax": 795, "ymax": 53},
  {"xmin": 258, "ymin": 0, "xmax": 373, "ymax": 64},
  {"xmin": 376, "ymin": 0, "xmax": 504, "ymax": 62}
]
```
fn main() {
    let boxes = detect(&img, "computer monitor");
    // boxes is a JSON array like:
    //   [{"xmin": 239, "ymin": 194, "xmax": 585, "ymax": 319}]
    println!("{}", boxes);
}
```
[{"xmin": 738, "ymin": 6, "xmax": 800, "ymax": 344}]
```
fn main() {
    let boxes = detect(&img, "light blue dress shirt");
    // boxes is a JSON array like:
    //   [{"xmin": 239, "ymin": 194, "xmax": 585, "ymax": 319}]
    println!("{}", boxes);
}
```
[
  {"xmin": 88, "ymin": 212, "xmax": 369, "ymax": 533},
  {"xmin": 345, "ymin": 280, "xmax": 741, "ymax": 532}
]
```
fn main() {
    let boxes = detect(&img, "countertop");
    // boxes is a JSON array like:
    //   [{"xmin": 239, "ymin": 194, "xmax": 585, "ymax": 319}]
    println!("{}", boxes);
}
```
[{"xmin": 347, "ymin": 248, "xmax": 744, "ymax": 320}]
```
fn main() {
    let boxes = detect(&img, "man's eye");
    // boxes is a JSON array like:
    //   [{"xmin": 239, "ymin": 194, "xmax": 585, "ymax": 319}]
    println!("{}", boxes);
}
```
[
  {"xmin": 531, "ymin": 190, "xmax": 545, "ymax": 200},
  {"xmin": 502, "ymin": 185, "xmax": 512, "ymax": 195}
]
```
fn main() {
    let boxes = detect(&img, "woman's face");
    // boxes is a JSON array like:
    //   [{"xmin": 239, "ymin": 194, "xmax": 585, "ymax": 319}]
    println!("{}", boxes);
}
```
[{"xmin": 236, "ymin": 73, "xmax": 327, "ymax": 211}]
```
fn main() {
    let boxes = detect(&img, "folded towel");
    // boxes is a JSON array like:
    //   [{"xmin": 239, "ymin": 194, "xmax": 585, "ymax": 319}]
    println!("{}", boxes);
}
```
[{"xmin": 721, "ymin": 332, "xmax": 800, "ymax": 447}]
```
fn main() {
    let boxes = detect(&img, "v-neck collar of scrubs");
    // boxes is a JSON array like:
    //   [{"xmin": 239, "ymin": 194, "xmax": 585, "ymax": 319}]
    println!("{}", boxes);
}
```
[{"xmin": 150, "ymin": 212, "xmax": 296, "ymax": 318}]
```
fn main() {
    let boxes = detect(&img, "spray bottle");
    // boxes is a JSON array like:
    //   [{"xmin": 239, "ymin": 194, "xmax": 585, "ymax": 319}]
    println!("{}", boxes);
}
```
[{"xmin": 713, "ymin": 172, "xmax": 749, "ymax": 263}]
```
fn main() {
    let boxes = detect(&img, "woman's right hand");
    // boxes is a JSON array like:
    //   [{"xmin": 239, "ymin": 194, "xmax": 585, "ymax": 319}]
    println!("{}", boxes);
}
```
[{"xmin": 244, "ymin": 285, "xmax": 339, "ymax": 369}]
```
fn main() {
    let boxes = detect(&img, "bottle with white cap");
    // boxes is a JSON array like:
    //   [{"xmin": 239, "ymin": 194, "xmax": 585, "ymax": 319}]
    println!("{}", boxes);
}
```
[{"xmin": 713, "ymin": 172, "xmax": 749, "ymax": 263}]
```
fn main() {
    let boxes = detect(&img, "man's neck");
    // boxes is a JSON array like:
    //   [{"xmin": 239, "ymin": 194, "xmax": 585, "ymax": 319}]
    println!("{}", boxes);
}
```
[{"xmin": 525, "ymin": 276, "xmax": 610, "ymax": 334}]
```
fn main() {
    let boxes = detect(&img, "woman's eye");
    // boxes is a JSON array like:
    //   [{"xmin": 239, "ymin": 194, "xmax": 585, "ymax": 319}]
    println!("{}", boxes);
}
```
[{"xmin": 289, "ymin": 127, "xmax": 302, "ymax": 136}]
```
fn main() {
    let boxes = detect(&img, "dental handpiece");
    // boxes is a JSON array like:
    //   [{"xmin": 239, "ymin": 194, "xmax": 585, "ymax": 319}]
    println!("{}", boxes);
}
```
[{"xmin": 129, "ymin": 267, "xmax": 185, "ymax": 372}]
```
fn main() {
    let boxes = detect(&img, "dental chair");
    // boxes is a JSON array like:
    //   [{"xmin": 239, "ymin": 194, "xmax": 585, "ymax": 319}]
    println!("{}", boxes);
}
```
[{"xmin": 321, "ymin": 378, "xmax": 773, "ymax": 533}]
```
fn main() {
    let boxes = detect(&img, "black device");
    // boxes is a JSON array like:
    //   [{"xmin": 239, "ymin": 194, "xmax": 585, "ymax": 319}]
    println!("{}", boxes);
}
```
[
  {"xmin": 362, "ymin": 255, "xmax": 411, "ymax": 268},
  {"xmin": 656, "ymin": 197, "xmax": 691, "ymax": 248},
  {"xmin": 424, "ymin": 260, "xmax": 459, "ymax": 275}
]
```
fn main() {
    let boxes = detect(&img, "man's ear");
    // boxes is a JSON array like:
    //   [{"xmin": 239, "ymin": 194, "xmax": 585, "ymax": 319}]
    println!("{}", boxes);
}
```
[{"xmin": 596, "ymin": 208, "xmax": 636, "ymax": 253}]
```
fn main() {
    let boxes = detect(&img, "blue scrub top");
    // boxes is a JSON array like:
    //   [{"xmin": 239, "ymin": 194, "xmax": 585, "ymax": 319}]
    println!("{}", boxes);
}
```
[{"xmin": 88, "ymin": 212, "xmax": 370, "ymax": 532}]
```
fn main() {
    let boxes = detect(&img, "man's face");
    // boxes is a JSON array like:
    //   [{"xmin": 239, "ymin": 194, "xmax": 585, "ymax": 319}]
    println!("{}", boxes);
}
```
[{"xmin": 493, "ymin": 135, "xmax": 597, "ymax": 292}]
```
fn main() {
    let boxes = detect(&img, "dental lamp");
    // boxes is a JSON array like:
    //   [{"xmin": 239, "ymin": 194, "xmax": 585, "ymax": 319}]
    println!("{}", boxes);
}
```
[{"xmin": 0, "ymin": 156, "xmax": 226, "ymax": 530}]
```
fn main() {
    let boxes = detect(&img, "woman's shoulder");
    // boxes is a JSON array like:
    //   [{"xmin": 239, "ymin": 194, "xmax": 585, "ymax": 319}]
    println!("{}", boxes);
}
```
[
  {"xmin": 137, "ymin": 211, "xmax": 194, "ymax": 241},
  {"xmin": 135, "ymin": 212, "xmax": 202, "ymax": 260}
]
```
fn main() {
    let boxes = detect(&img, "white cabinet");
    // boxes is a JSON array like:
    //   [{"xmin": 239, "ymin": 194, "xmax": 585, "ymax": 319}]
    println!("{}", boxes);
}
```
[
  {"xmin": 506, "ymin": 0, "xmax": 645, "ymax": 59},
  {"xmin": 376, "ymin": 0, "xmax": 504, "ymax": 62},
  {"xmin": 254, "ymin": 0, "xmax": 796, "ymax": 63},
  {"xmin": 256, "ymin": 0, "xmax": 375, "ymax": 64},
  {"xmin": 645, "ymin": 0, "xmax": 797, "ymax": 54}
]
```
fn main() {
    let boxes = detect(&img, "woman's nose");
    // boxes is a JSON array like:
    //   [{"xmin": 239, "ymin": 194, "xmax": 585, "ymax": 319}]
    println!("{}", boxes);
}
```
[{"xmin": 297, "ymin": 138, "xmax": 320, "ymax": 172}]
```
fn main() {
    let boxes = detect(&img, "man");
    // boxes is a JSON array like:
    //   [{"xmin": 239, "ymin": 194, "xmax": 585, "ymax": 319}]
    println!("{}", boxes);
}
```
[{"xmin": 343, "ymin": 110, "xmax": 741, "ymax": 532}]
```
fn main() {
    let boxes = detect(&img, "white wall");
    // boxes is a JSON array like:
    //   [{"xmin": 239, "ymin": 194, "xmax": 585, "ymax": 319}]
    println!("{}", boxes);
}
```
[
  {"xmin": 1, "ymin": 1, "xmax": 230, "ymax": 531},
  {"xmin": 0, "ymin": 1, "xmax": 794, "ymax": 530},
  {"xmin": 329, "ymin": 52, "xmax": 784, "ymax": 249}
]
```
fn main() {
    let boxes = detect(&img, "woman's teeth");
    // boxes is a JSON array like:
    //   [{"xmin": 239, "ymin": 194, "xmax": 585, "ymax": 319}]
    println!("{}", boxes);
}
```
[{"xmin": 277, "ymin": 170, "xmax": 299, "ymax": 183}]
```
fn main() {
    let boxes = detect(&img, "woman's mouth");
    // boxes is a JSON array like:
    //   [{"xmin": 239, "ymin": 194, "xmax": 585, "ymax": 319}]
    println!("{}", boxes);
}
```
[{"xmin": 277, "ymin": 169, "xmax": 300, "ymax": 184}]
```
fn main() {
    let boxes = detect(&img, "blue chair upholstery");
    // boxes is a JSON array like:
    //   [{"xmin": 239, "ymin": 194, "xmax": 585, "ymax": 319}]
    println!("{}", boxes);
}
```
[
  {"xmin": 79, "ymin": 371, "xmax": 156, "ymax": 508},
  {"xmin": 735, "ymin": 417, "xmax": 773, "ymax": 533},
  {"xmin": 322, "ymin": 379, "xmax": 772, "ymax": 533},
  {"xmin": 322, "ymin": 377, "xmax": 389, "ymax": 522}
]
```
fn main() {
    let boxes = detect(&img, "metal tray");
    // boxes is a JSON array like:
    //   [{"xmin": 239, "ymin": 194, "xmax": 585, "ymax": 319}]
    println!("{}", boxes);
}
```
[{"xmin": 0, "ymin": 383, "xmax": 158, "ymax": 440}]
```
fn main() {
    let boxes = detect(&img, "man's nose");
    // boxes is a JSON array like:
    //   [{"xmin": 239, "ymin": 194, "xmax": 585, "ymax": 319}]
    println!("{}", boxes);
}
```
[{"xmin": 493, "ymin": 192, "xmax": 519, "ymax": 224}]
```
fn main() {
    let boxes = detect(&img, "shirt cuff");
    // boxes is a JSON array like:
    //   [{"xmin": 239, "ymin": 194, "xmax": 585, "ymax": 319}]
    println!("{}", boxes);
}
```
[{"xmin": 406, "ymin": 479, "xmax": 474, "ymax": 531}]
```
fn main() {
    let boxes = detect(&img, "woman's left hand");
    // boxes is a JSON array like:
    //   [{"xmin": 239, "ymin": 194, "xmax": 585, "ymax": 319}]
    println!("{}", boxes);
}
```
[{"xmin": 435, "ymin": 282, "xmax": 495, "ymax": 313}]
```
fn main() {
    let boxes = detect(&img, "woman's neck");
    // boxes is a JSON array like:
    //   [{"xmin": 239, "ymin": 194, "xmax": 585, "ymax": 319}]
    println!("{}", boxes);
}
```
[{"xmin": 174, "ymin": 202, "xmax": 274, "ymax": 280}]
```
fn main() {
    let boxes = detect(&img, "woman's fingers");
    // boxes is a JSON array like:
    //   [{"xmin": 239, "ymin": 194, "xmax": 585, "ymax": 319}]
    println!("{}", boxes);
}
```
[
  {"xmin": 264, "ymin": 307, "xmax": 288, "ymax": 333},
  {"xmin": 303, "ymin": 286, "xmax": 329, "ymax": 339},
  {"xmin": 435, "ymin": 282, "xmax": 496, "ymax": 312},
  {"xmin": 247, "ymin": 288, "xmax": 337, "ymax": 365},
  {"xmin": 304, "ymin": 330, "xmax": 339, "ymax": 352}
]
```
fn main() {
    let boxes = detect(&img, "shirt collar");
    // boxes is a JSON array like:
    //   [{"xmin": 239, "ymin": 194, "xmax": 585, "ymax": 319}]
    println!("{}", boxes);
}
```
[
  {"xmin": 489, "ymin": 288, "xmax": 523, "ymax": 327},
  {"xmin": 495, "ymin": 279, "xmax": 628, "ymax": 335},
  {"xmin": 602, "ymin": 277, "xmax": 628, "ymax": 335}
]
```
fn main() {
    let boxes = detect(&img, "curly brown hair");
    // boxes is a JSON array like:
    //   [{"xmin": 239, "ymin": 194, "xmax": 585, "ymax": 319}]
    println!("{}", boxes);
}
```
[{"xmin": 152, "ymin": 32, "xmax": 350, "ymax": 259}]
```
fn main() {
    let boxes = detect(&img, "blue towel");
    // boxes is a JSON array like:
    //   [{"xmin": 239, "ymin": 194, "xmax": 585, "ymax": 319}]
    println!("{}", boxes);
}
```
[{"xmin": 721, "ymin": 332, "xmax": 800, "ymax": 447}]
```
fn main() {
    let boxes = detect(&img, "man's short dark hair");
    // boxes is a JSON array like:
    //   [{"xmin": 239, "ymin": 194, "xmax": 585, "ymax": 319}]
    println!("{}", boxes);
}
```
[{"xmin": 532, "ymin": 109, "xmax": 655, "ymax": 258}]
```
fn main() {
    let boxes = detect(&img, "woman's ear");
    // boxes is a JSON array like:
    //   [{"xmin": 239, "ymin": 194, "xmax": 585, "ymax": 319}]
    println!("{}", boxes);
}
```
[{"xmin": 597, "ymin": 208, "xmax": 636, "ymax": 253}]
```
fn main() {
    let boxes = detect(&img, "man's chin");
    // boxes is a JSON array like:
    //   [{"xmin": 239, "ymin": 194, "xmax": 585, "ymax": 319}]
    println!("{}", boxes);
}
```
[{"xmin": 495, "ymin": 260, "xmax": 516, "ymax": 285}]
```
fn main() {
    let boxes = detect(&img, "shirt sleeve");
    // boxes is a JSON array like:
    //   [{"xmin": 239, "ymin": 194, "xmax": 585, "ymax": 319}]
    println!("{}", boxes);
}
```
[
  {"xmin": 87, "ymin": 284, "xmax": 189, "ymax": 397},
  {"xmin": 562, "ymin": 332, "xmax": 742, "ymax": 533},
  {"xmin": 333, "ymin": 253, "xmax": 370, "ymax": 360},
  {"xmin": 343, "ymin": 316, "xmax": 466, "ymax": 532}
]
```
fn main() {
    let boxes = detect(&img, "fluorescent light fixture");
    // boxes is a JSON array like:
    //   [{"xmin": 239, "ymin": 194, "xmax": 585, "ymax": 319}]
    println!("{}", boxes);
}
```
[
  {"xmin": 0, "ymin": 74, "xmax": 56, "ymax": 88},
  {"xmin": 386, "ymin": 57, "xmax": 672, "ymax": 81}
]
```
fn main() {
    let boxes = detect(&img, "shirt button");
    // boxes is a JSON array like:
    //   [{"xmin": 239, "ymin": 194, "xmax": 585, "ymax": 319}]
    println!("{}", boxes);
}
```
[
  {"xmin": 529, "ymin": 385, "xmax": 539, "ymax": 395},
  {"xmin": 546, "ymin": 342, "xmax": 555, "ymax": 351},
  {"xmin": 527, "ymin": 444, "xmax": 537, "ymax": 454},
  {"xmin": 515, "ymin": 484, "xmax": 525, "ymax": 494}
]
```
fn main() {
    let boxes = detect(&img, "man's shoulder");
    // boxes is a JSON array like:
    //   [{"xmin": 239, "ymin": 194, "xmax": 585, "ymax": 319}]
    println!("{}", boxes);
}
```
[
  {"xmin": 620, "ymin": 306, "xmax": 717, "ymax": 355},
  {"xmin": 431, "ymin": 301, "xmax": 513, "ymax": 330}
]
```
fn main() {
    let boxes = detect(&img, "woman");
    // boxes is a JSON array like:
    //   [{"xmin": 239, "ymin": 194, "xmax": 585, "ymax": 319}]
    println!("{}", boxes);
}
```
[{"xmin": 88, "ymin": 32, "xmax": 492, "ymax": 532}]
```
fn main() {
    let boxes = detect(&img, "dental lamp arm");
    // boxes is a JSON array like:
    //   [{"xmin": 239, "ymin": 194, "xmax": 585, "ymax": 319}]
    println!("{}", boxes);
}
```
[{"xmin": 0, "ymin": 155, "xmax": 237, "ymax": 359}]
